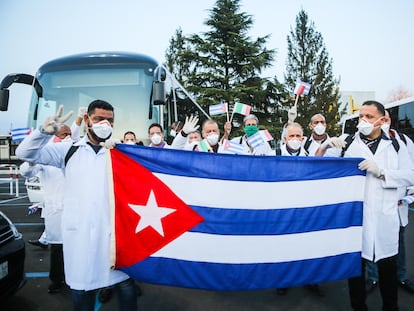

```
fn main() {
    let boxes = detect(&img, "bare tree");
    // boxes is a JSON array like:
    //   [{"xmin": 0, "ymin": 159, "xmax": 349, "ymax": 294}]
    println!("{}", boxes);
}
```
[{"xmin": 385, "ymin": 86, "xmax": 413, "ymax": 103}]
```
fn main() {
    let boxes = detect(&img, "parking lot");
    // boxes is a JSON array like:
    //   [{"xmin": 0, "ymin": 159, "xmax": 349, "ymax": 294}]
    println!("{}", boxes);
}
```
[{"xmin": 1, "ymin": 176, "xmax": 414, "ymax": 310}]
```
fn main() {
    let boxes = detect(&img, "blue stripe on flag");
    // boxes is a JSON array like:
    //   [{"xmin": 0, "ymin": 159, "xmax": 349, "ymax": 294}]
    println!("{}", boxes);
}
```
[
  {"xmin": 190, "ymin": 201, "xmax": 363, "ymax": 235},
  {"xmin": 11, "ymin": 127, "xmax": 31, "ymax": 142},
  {"xmin": 115, "ymin": 145, "xmax": 365, "ymax": 182},
  {"xmin": 121, "ymin": 252, "xmax": 361, "ymax": 290}
]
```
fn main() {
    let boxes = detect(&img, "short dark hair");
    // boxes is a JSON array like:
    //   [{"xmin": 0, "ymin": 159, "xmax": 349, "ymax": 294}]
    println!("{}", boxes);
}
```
[
  {"xmin": 87, "ymin": 100, "xmax": 114, "ymax": 115},
  {"xmin": 362, "ymin": 100, "xmax": 385, "ymax": 116},
  {"xmin": 148, "ymin": 123, "xmax": 163, "ymax": 134},
  {"xmin": 123, "ymin": 131, "xmax": 136, "ymax": 139}
]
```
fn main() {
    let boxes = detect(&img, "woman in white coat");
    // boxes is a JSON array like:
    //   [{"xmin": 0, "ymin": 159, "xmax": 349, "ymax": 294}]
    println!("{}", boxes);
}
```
[{"xmin": 317, "ymin": 100, "xmax": 414, "ymax": 311}]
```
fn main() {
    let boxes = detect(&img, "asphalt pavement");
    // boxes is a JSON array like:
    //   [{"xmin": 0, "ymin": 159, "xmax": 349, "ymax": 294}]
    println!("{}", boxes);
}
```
[{"xmin": 1, "ymin": 177, "xmax": 414, "ymax": 311}]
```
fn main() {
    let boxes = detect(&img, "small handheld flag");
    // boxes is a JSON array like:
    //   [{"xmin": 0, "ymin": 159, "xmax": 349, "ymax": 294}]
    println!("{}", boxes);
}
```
[
  {"xmin": 294, "ymin": 81, "xmax": 311, "ymax": 96},
  {"xmin": 27, "ymin": 203, "xmax": 41, "ymax": 215},
  {"xmin": 209, "ymin": 103, "xmax": 228, "ymax": 116},
  {"xmin": 247, "ymin": 131, "xmax": 265, "ymax": 149},
  {"xmin": 11, "ymin": 127, "xmax": 31, "ymax": 142},
  {"xmin": 259, "ymin": 130, "xmax": 273, "ymax": 142},
  {"xmin": 222, "ymin": 139, "xmax": 245, "ymax": 155},
  {"xmin": 198, "ymin": 139, "xmax": 211, "ymax": 152},
  {"xmin": 233, "ymin": 103, "xmax": 251, "ymax": 116}
]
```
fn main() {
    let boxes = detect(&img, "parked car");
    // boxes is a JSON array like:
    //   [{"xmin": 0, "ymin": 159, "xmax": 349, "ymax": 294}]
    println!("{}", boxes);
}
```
[{"xmin": 0, "ymin": 210, "xmax": 25, "ymax": 299}]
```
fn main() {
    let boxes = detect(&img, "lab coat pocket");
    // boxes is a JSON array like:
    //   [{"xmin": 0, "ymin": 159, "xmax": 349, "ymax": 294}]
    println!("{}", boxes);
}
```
[
  {"xmin": 382, "ymin": 189, "xmax": 398, "ymax": 215},
  {"xmin": 62, "ymin": 199, "xmax": 78, "ymax": 232}
]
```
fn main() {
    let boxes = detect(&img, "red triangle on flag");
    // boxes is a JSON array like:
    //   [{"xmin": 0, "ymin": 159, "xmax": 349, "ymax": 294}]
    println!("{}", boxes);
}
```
[
  {"xmin": 110, "ymin": 149, "xmax": 204, "ymax": 268},
  {"xmin": 223, "ymin": 139, "xmax": 231, "ymax": 150}
]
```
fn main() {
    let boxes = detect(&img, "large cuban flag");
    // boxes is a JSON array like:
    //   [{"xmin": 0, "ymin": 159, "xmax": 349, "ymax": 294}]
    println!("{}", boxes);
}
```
[{"xmin": 108, "ymin": 145, "xmax": 365, "ymax": 291}]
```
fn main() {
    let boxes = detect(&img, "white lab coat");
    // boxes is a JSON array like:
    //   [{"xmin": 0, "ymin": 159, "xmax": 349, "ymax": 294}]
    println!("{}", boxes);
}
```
[
  {"xmin": 16, "ymin": 129, "xmax": 129, "ymax": 290},
  {"xmin": 301, "ymin": 134, "xmax": 330, "ymax": 156},
  {"xmin": 20, "ymin": 162, "xmax": 64, "ymax": 243},
  {"xmin": 388, "ymin": 130, "xmax": 414, "ymax": 227},
  {"xmin": 280, "ymin": 143, "xmax": 308, "ymax": 156},
  {"xmin": 325, "ymin": 133, "xmax": 414, "ymax": 262},
  {"xmin": 231, "ymin": 135, "xmax": 275, "ymax": 156}
]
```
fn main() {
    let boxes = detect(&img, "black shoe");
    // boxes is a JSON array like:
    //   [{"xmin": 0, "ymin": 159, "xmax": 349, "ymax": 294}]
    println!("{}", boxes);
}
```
[
  {"xmin": 399, "ymin": 279, "xmax": 414, "ymax": 293},
  {"xmin": 305, "ymin": 284, "xmax": 325, "ymax": 297},
  {"xmin": 276, "ymin": 288, "xmax": 288, "ymax": 296},
  {"xmin": 48, "ymin": 282, "xmax": 64, "ymax": 294},
  {"xmin": 28, "ymin": 239, "xmax": 48, "ymax": 249},
  {"xmin": 365, "ymin": 279, "xmax": 378, "ymax": 293},
  {"xmin": 98, "ymin": 288, "xmax": 113, "ymax": 303}
]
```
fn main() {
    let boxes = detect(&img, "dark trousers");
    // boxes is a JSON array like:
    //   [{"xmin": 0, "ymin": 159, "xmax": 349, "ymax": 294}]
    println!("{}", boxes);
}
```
[
  {"xmin": 71, "ymin": 278, "xmax": 137, "ymax": 311},
  {"xmin": 50, "ymin": 244, "xmax": 65, "ymax": 284},
  {"xmin": 348, "ymin": 256, "xmax": 398, "ymax": 311}
]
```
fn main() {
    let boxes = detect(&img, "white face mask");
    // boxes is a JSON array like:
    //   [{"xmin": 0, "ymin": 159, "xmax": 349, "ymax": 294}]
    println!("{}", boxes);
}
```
[
  {"xmin": 91, "ymin": 120, "xmax": 112, "ymax": 140},
  {"xmin": 313, "ymin": 124, "xmax": 326, "ymax": 136},
  {"xmin": 150, "ymin": 134, "xmax": 162, "ymax": 145},
  {"xmin": 125, "ymin": 140, "xmax": 136, "ymax": 145},
  {"xmin": 381, "ymin": 123, "xmax": 390, "ymax": 133},
  {"xmin": 206, "ymin": 133, "xmax": 219, "ymax": 146},
  {"xmin": 287, "ymin": 139, "xmax": 302, "ymax": 151},
  {"xmin": 357, "ymin": 119, "xmax": 374, "ymax": 136}
]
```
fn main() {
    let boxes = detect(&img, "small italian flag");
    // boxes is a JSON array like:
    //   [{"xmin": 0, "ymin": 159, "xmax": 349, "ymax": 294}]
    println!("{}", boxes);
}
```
[
  {"xmin": 198, "ymin": 139, "xmax": 211, "ymax": 152},
  {"xmin": 233, "ymin": 102, "xmax": 251, "ymax": 116}
]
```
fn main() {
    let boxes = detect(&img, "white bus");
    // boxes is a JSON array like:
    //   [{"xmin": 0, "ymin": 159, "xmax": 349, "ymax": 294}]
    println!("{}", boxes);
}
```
[
  {"xmin": 342, "ymin": 96, "xmax": 414, "ymax": 141},
  {"xmin": 0, "ymin": 51, "xmax": 210, "ymax": 145}
]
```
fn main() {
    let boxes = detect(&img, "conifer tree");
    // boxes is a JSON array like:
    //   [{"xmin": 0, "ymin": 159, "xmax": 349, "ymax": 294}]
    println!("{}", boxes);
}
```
[
  {"xmin": 165, "ymin": 0, "xmax": 284, "ymax": 137},
  {"xmin": 285, "ymin": 10, "xmax": 344, "ymax": 135}
]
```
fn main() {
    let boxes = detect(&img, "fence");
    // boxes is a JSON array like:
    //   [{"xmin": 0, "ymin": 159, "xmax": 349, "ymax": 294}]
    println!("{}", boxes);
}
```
[{"xmin": 0, "ymin": 164, "xmax": 20, "ymax": 197}]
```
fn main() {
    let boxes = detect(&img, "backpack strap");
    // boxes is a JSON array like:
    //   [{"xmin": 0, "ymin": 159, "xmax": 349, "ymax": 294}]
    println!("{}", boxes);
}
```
[
  {"xmin": 398, "ymin": 132, "xmax": 407, "ymax": 145},
  {"xmin": 341, "ymin": 133, "xmax": 400, "ymax": 157},
  {"xmin": 303, "ymin": 136, "xmax": 312, "ymax": 154},
  {"xmin": 390, "ymin": 136, "xmax": 400, "ymax": 152},
  {"xmin": 64, "ymin": 144, "xmax": 80, "ymax": 166},
  {"xmin": 341, "ymin": 134, "xmax": 354, "ymax": 157}
]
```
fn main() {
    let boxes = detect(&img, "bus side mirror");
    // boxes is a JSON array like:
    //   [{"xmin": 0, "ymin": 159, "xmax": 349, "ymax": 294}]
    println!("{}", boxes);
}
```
[
  {"xmin": 0, "ymin": 89, "xmax": 9, "ymax": 111},
  {"xmin": 152, "ymin": 66, "xmax": 167, "ymax": 105},
  {"xmin": 153, "ymin": 81, "xmax": 166, "ymax": 105}
]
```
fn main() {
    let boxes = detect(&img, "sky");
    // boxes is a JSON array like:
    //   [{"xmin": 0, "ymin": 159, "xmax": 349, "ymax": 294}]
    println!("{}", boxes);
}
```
[{"xmin": 1, "ymin": 0, "xmax": 413, "ymax": 134}]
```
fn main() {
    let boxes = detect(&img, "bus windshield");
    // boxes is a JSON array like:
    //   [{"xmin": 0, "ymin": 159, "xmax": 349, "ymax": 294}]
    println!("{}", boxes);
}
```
[{"xmin": 28, "ymin": 66, "xmax": 156, "ymax": 141}]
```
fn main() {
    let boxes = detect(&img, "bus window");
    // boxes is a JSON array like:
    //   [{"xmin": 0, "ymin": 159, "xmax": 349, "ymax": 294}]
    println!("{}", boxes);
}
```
[{"xmin": 388, "ymin": 99, "xmax": 414, "ymax": 141}]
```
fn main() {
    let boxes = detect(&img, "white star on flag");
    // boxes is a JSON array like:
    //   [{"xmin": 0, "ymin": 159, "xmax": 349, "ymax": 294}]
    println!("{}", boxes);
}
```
[{"xmin": 128, "ymin": 190, "xmax": 176, "ymax": 236}]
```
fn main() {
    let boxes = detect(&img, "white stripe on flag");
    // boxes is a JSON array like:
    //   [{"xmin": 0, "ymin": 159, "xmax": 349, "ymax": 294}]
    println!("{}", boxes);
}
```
[
  {"xmin": 154, "ymin": 173, "xmax": 365, "ymax": 209},
  {"xmin": 11, "ymin": 127, "xmax": 31, "ymax": 141},
  {"xmin": 153, "ymin": 226, "xmax": 362, "ymax": 263}
]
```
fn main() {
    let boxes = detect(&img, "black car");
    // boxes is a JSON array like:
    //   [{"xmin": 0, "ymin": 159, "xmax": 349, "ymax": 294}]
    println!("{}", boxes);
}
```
[{"xmin": 0, "ymin": 211, "xmax": 25, "ymax": 299}]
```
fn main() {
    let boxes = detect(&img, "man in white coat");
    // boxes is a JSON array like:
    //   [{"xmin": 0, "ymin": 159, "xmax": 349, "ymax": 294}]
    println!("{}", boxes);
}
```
[
  {"xmin": 316, "ymin": 100, "xmax": 414, "ymax": 311},
  {"xmin": 280, "ymin": 122, "xmax": 308, "ymax": 156},
  {"xmin": 302, "ymin": 113, "xmax": 330, "ymax": 156},
  {"xmin": 366, "ymin": 110, "xmax": 414, "ymax": 294},
  {"xmin": 16, "ymin": 100, "xmax": 137, "ymax": 310},
  {"xmin": 227, "ymin": 114, "xmax": 274, "ymax": 156}
]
